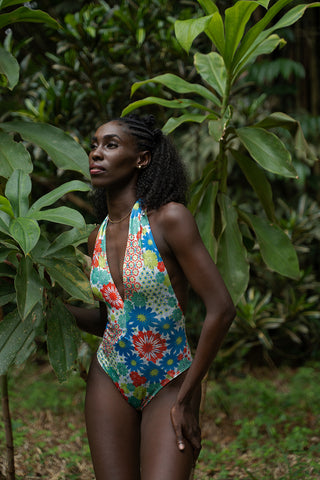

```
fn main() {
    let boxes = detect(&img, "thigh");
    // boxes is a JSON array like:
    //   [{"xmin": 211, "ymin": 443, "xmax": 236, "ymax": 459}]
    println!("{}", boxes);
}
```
[
  {"xmin": 140, "ymin": 373, "xmax": 201, "ymax": 480},
  {"xmin": 85, "ymin": 355, "xmax": 141, "ymax": 480}
]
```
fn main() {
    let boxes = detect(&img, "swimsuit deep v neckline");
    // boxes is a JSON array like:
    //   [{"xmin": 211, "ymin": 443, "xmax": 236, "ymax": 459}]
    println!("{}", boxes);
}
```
[{"xmin": 104, "ymin": 209, "xmax": 133, "ymax": 303}]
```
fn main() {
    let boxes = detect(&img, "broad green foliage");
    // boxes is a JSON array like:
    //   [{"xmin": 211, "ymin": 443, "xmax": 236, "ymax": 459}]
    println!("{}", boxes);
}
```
[
  {"xmin": 123, "ymin": 0, "xmax": 320, "ymax": 304},
  {"xmin": 0, "ymin": 3, "xmax": 94, "ymax": 380}
]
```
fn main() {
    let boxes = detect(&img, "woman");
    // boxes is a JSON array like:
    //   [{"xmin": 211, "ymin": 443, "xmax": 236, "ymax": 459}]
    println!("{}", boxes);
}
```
[{"xmin": 72, "ymin": 114, "xmax": 235, "ymax": 480}]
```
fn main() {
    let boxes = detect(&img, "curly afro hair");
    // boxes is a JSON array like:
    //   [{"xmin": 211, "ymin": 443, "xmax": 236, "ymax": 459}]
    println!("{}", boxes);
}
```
[{"xmin": 92, "ymin": 114, "xmax": 189, "ymax": 223}]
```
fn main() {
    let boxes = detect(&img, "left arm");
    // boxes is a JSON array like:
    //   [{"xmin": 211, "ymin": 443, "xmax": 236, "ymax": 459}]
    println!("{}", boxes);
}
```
[{"xmin": 161, "ymin": 204, "xmax": 236, "ymax": 455}]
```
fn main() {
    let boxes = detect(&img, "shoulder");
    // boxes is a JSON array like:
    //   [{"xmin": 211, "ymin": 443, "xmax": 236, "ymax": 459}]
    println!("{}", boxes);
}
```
[
  {"xmin": 88, "ymin": 224, "xmax": 100, "ymax": 257},
  {"xmin": 152, "ymin": 202, "xmax": 200, "ymax": 247}
]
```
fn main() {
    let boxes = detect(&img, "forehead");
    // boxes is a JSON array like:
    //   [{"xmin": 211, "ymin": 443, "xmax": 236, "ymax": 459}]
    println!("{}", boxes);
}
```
[{"xmin": 94, "ymin": 121, "xmax": 134, "ymax": 142}]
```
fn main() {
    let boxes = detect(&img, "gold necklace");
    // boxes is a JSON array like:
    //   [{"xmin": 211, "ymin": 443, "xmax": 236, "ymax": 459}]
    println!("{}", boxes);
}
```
[{"xmin": 108, "ymin": 208, "xmax": 132, "ymax": 224}]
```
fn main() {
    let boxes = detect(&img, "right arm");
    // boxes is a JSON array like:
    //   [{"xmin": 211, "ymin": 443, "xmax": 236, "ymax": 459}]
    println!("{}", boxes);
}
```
[{"xmin": 66, "ymin": 225, "xmax": 107, "ymax": 337}]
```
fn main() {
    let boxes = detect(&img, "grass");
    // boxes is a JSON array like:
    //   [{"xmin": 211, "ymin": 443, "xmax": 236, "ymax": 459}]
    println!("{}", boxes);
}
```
[{"xmin": 1, "ymin": 360, "xmax": 320, "ymax": 479}]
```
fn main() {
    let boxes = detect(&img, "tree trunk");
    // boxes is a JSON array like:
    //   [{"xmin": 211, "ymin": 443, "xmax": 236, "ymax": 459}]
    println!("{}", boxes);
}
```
[{"xmin": 1, "ymin": 374, "xmax": 15, "ymax": 480}]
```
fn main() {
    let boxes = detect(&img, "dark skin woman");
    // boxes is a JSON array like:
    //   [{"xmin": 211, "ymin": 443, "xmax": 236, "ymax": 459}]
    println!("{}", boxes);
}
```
[{"xmin": 69, "ymin": 114, "xmax": 236, "ymax": 480}]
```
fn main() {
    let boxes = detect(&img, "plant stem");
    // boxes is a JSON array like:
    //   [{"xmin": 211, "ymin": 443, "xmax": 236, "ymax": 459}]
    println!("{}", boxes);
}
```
[{"xmin": 1, "ymin": 374, "xmax": 15, "ymax": 480}]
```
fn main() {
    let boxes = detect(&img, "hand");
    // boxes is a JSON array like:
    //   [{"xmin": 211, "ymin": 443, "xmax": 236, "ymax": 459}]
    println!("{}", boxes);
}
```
[{"xmin": 170, "ymin": 401, "xmax": 202, "ymax": 461}]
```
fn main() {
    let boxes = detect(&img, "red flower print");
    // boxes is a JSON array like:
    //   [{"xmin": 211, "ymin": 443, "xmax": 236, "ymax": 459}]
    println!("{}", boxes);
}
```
[
  {"xmin": 133, "ymin": 331, "xmax": 167, "ymax": 363},
  {"xmin": 92, "ymin": 254, "xmax": 99, "ymax": 268},
  {"xmin": 101, "ymin": 282, "xmax": 124, "ymax": 309},
  {"xmin": 161, "ymin": 378, "xmax": 170, "ymax": 387},
  {"xmin": 178, "ymin": 353, "xmax": 183, "ymax": 361},
  {"xmin": 130, "ymin": 371, "xmax": 147, "ymax": 387},
  {"xmin": 157, "ymin": 261, "xmax": 165, "ymax": 272}
]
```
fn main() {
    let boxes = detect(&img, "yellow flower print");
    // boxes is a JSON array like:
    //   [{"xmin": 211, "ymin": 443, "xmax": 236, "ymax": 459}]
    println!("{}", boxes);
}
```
[
  {"xmin": 143, "ymin": 250, "xmax": 158, "ymax": 268},
  {"xmin": 98, "ymin": 256, "xmax": 106, "ymax": 268}
]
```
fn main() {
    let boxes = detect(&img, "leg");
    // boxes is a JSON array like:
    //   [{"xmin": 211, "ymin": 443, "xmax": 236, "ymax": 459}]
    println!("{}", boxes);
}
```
[
  {"xmin": 140, "ymin": 373, "xmax": 201, "ymax": 480},
  {"xmin": 85, "ymin": 355, "xmax": 141, "ymax": 480}
]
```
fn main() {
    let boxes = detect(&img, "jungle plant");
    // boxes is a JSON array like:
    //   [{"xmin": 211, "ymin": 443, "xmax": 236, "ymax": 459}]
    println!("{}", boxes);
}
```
[{"xmin": 123, "ymin": 0, "xmax": 320, "ymax": 305}]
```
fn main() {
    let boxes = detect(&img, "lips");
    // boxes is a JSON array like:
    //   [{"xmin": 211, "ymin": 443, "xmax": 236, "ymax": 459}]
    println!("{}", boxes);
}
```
[{"xmin": 90, "ymin": 165, "xmax": 106, "ymax": 175}]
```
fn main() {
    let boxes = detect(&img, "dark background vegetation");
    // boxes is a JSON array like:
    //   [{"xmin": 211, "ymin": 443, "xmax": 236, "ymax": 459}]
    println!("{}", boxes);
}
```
[{"xmin": 0, "ymin": 1, "xmax": 320, "ymax": 478}]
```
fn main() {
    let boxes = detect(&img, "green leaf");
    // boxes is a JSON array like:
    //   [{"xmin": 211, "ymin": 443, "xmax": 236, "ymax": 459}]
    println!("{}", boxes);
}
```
[
  {"xmin": 0, "ymin": 1, "xmax": 31, "ymax": 8},
  {"xmin": 28, "ymin": 180, "xmax": 91, "ymax": 214},
  {"xmin": 216, "ymin": 194, "xmax": 249, "ymax": 305},
  {"xmin": 205, "ymin": 12, "xmax": 225, "ymax": 55},
  {"xmin": 131, "ymin": 73, "xmax": 220, "ymax": 107},
  {"xmin": 233, "ymin": 34, "xmax": 286, "ymax": 79},
  {"xmin": 236, "ymin": 127, "xmax": 297, "ymax": 178},
  {"xmin": 0, "ymin": 306, "xmax": 42, "ymax": 375},
  {"xmin": 162, "ymin": 114, "xmax": 211, "ymax": 135},
  {"xmin": 5, "ymin": 169, "xmax": 31, "ymax": 217},
  {"xmin": 0, "ymin": 6, "xmax": 59, "ymax": 29},
  {"xmin": 122, "ymin": 96, "xmax": 215, "ymax": 117},
  {"xmin": 0, "ymin": 120, "xmax": 90, "ymax": 179},
  {"xmin": 243, "ymin": 212, "xmax": 300, "ymax": 279},
  {"xmin": 39, "ymin": 258, "xmax": 94, "ymax": 303},
  {"xmin": 15, "ymin": 255, "xmax": 43, "ymax": 320},
  {"xmin": 231, "ymin": 149, "xmax": 275, "ymax": 221},
  {"xmin": 0, "ymin": 211, "xmax": 11, "ymax": 233},
  {"xmin": 47, "ymin": 297, "xmax": 81, "ymax": 382},
  {"xmin": 254, "ymin": 112, "xmax": 317, "ymax": 164},
  {"xmin": 0, "ymin": 46, "xmax": 19, "ymax": 89},
  {"xmin": 31, "ymin": 207, "xmax": 86, "ymax": 229},
  {"xmin": 0, "ymin": 195, "xmax": 14, "ymax": 218},
  {"xmin": 232, "ymin": 0, "xmax": 293, "ymax": 70},
  {"xmin": 174, "ymin": 15, "xmax": 213, "ymax": 54},
  {"xmin": 224, "ymin": 1, "xmax": 262, "ymax": 69},
  {"xmin": 45, "ymin": 225, "xmax": 95, "ymax": 256},
  {"xmin": 9, "ymin": 217, "xmax": 40, "ymax": 255},
  {"xmin": 195, "ymin": 52, "xmax": 226, "ymax": 98},
  {"xmin": 195, "ymin": 182, "xmax": 219, "ymax": 261},
  {"xmin": 0, "ymin": 131, "xmax": 33, "ymax": 178},
  {"xmin": 197, "ymin": 0, "xmax": 218, "ymax": 15}
]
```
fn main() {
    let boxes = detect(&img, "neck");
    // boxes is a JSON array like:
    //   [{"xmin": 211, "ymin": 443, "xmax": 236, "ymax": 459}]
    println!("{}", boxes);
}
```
[{"xmin": 106, "ymin": 187, "xmax": 136, "ymax": 223}]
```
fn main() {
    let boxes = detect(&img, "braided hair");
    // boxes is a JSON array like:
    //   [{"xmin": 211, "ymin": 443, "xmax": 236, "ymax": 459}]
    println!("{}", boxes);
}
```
[{"xmin": 92, "ymin": 114, "xmax": 188, "ymax": 223}]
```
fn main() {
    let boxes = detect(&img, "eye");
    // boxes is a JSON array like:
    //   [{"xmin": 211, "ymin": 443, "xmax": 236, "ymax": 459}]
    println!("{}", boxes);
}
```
[
  {"xmin": 106, "ymin": 142, "xmax": 118, "ymax": 149},
  {"xmin": 90, "ymin": 143, "xmax": 98, "ymax": 150}
]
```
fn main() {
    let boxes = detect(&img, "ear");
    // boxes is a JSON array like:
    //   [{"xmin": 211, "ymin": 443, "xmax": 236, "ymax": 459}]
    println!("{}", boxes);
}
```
[{"xmin": 136, "ymin": 150, "xmax": 151, "ymax": 169}]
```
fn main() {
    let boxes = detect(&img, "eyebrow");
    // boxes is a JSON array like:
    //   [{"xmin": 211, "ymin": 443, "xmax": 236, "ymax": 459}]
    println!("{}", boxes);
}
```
[{"xmin": 91, "ymin": 134, "xmax": 121, "ymax": 142}]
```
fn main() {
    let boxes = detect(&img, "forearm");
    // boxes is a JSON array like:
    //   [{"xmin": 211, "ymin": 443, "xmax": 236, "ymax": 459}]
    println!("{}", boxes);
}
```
[{"xmin": 65, "ymin": 303, "xmax": 106, "ymax": 337}]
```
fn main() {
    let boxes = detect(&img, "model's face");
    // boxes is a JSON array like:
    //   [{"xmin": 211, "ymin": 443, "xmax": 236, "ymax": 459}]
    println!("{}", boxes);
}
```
[{"xmin": 89, "ymin": 121, "xmax": 140, "ymax": 189}]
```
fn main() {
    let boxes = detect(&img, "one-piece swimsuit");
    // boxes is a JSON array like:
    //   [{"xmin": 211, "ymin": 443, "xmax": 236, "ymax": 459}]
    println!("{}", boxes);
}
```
[{"xmin": 90, "ymin": 200, "xmax": 192, "ymax": 409}]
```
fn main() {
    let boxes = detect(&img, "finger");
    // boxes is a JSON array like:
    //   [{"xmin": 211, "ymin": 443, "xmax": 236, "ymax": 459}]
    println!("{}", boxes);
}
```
[{"xmin": 170, "ymin": 408, "xmax": 185, "ymax": 451}]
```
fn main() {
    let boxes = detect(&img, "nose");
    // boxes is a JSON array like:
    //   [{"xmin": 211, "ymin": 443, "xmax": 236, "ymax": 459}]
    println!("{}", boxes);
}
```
[{"xmin": 90, "ymin": 146, "xmax": 103, "ymax": 161}]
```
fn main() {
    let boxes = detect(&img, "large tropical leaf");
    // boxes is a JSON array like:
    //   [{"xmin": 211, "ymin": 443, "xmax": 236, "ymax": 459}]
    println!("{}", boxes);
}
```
[
  {"xmin": 5, "ymin": 169, "xmax": 31, "ymax": 217},
  {"xmin": 205, "ymin": 11, "xmax": 225, "ymax": 55},
  {"xmin": 162, "ymin": 114, "xmax": 211, "ymax": 135},
  {"xmin": 0, "ymin": 6, "xmax": 59, "ymax": 29},
  {"xmin": 47, "ymin": 297, "xmax": 81, "ymax": 382},
  {"xmin": 0, "ymin": 46, "xmax": 19, "ymax": 90},
  {"xmin": 39, "ymin": 257, "xmax": 94, "ymax": 303},
  {"xmin": 0, "ymin": 120, "xmax": 90, "ymax": 178},
  {"xmin": 195, "ymin": 182, "xmax": 219, "ymax": 261},
  {"xmin": 44, "ymin": 224, "xmax": 96, "ymax": 256},
  {"xmin": 197, "ymin": 0, "xmax": 219, "ymax": 15},
  {"xmin": 174, "ymin": 15, "xmax": 213, "ymax": 54},
  {"xmin": 224, "ymin": 1, "xmax": 263, "ymax": 68},
  {"xmin": 28, "ymin": 180, "xmax": 91, "ymax": 214},
  {"xmin": 243, "ymin": 211, "xmax": 300, "ymax": 279},
  {"xmin": 131, "ymin": 73, "xmax": 220, "ymax": 107},
  {"xmin": 15, "ymin": 255, "xmax": 43, "ymax": 320},
  {"xmin": 9, "ymin": 217, "xmax": 40, "ymax": 255},
  {"xmin": 122, "ymin": 97, "xmax": 215, "ymax": 117},
  {"xmin": 0, "ymin": 195, "xmax": 14, "ymax": 218},
  {"xmin": 31, "ymin": 207, "xmax": 86, "ymax": 229},
  {"xmin": 231, "ymin": 149, "xmax": 275, "ymax": 221},
  {"xmin": 0, "ymin": 131, "xmax": 33, "ymax": 178},
  {"xmin": 0, "ymin": 211, "xmax": 11, "ymax": 234},
  {"xmin": 194, "ymin": 52, "xmax": 226, "ymax": 98},
  {"xmin": 236, "ymin": 127, "xmax": 297, "ymax": 177},
  {"xmin": 216, "ymin": 194, "xmax": 249, "ymax": 304},
  {"xmin": 0, "ymin": 305, "xmax": 42, "ymax": 375}
]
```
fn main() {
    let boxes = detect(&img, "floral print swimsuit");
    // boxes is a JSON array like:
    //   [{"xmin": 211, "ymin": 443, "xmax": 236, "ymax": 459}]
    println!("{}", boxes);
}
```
[{"xmin": 90, "ymin": 201, "xmax": 192, "ymax": 409}]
